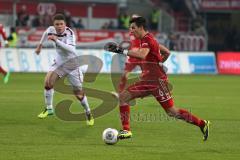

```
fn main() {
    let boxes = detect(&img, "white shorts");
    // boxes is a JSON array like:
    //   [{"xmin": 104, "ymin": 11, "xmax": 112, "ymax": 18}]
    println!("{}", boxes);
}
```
[{"xmin": 50, "ymin": 60, "xmax": 83, "ymax": 90}]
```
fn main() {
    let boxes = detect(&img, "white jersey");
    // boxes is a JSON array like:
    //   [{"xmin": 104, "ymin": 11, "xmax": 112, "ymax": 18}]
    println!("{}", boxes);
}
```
[
  {"xmin": 40, "ymin": 26, "xmax": 77, "ymax": 63},
  {"xmin": 39, "ymin": 26, "xmax": 86, "ymax": 83}
]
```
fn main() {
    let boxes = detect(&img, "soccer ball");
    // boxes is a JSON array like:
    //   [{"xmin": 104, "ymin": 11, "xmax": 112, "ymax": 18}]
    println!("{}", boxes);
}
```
[{"xmin": 102, "ymin": 128, "xmax": 119, "ymax": 145}]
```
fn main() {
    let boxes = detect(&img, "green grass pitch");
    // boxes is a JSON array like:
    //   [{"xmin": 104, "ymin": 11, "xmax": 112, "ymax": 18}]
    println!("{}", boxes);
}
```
[{"xmin": 0, "ymin": 73, "xmax": 240, "ymax": 160}]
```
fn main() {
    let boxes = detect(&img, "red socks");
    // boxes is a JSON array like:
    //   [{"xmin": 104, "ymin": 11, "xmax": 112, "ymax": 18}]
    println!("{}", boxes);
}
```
[
  {"xmin": 178, "ymin": 109, "xmax": 205, "ymax": 128},
  {"xmin": 0, "ymin": 66, "xmax": 7, "ymax": 75},
  {"xmin": 120, "ymin": 104, "xmax": 130, "ymax": 131},
  {"xmin": 119, "ymin": 104, "xmax": 205, "ymax": 131}
]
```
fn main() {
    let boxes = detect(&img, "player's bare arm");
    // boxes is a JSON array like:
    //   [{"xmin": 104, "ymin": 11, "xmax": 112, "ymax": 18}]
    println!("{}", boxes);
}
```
[
  {"xmin": 104, "ymin": 42, "xmax": 149, "ymax": 59},
  {"xmin": 159, "ymin": 44, "xmax": 170, "ymax": 62},
  {"xmin": 35, "ymin": 44, "xmax": 42, "ymax": 55},
  {"xmin": 127, "ymin": 48, "xmax": 149, "ymax": 59}
]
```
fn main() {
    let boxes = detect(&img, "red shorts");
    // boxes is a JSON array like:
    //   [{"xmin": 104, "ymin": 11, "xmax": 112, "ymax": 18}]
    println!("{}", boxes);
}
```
[{"xmin": 127, "ymin": 79, "xmax": 174, "ymax": 109}]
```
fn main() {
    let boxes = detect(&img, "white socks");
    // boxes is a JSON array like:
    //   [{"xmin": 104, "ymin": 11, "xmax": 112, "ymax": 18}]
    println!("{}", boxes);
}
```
[
  {"xmin": 44, "ymin": 89, "xmax": 54, "ymax": 110},
  {"xmin": 80, "ymin": 96, "xmax": 91, "ymax": 114},
  {"xmin": 44, "ymin": 89, "xmax": 90, "ymax": 114}
]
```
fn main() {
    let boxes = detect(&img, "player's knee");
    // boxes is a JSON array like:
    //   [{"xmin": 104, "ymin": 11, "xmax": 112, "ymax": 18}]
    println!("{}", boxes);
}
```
[
  {"xmin": 76, "ymin": 94, "xmax": 84, "ymax": 101},
  {"xmin": 76, "ymin": 95, "xmax": 84, "ymax": 101},
  {"xmin": 74, "ymin": 90, "xmax": 84, "ymax": 101},
  {"xmin": 166, "ymin": 110, "xmax": 176, "ymax": 117},
  {"xmin": 119, "ymin": 94, "xmax": 130, "ymax": 105},
  {"xmin": 44, "ymin": 78, "xmax": 54, "ymax": 89},
  {"xmin": 44, "ymin": 82, "xmax": 53, "ymax": 90},
  {"xmin": 44, "ymin": 86, "xmax": 52, "ymax": 90},
  {"xmin": 119, "ymin": 93, "xmax": 126, "ymax": 104}
]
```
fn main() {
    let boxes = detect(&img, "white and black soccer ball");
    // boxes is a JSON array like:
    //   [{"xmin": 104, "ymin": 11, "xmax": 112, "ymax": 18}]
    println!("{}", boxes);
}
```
[{"xmin": 102, "ymin": 128, "xmax": 119, "ymax": 145}]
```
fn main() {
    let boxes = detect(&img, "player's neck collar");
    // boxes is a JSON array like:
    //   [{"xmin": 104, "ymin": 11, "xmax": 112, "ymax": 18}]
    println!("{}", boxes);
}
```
[
  {"xmin": 58, "ymin": 27, "xmax": 66, "ymax": 35},
  {"xmin": 141, "ymin": 32, "xmax": 149, "ymax": 39}
]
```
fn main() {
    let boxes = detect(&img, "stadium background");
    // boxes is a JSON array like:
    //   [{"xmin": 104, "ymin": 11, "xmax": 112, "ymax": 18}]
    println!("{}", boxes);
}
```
[{"xmin": 0, "ymin": 0, "xmax": 240, "ymax": 160}]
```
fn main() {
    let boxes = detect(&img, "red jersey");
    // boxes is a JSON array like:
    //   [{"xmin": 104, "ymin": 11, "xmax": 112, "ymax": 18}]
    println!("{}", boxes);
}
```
[
  {"xmin": 126, "ymin": 32, "xmax": 141, "ymax": 63},
  {"xmin": 140, "ymin": 33, "xmax": 167, "ymax": 80},
  {"xmin": 0, "ymin": 24, "xmax": 7, "ymax": 47}
]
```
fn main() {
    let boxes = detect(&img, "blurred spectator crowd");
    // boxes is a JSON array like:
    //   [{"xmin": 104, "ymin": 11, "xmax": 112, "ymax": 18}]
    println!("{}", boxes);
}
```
[
  {"xmin": 15, "ymin": 5, "xmax": 162, "ymax": 31},
  {"xmin": 3, "ymin": 2, "xmax": 239, "ymax": 52},
  {"xmin": 16, "ymin": 6, "xmax": 85, "ymax": 29}
]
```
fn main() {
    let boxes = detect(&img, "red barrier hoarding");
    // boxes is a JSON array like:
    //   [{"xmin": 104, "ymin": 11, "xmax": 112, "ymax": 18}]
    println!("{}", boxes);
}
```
[
  {"xmin": 17, "ymin": 28, "xmax": 207, "ymax": 51},
  {"xmin": 217, "ymin": 52, "xmax": 240, "ymax": 74},
  {"xmin": 17, "ymin": 28, "xmax": 131, "ymax": 47},
  {"xmin": 0, "ymin": 1, "xmax": 117, "ymax": 18}
]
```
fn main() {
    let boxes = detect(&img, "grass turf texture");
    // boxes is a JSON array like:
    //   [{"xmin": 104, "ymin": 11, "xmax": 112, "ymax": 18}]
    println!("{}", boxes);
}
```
[{"xmin": 0, "ymin": 73, "xmax": 239, "ymax": 160}]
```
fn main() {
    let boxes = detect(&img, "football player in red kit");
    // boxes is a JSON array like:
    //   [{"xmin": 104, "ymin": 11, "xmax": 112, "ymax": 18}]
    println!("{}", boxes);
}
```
[
  {"xmin": 106, "ymin": 17, "xmax": 210, "ymax": 141},
  {"xmin": 118, "ymin": 15, "xmax": 170, "ymax": 92},
  {"xmin": 0, "ymin": 24, "xmax": 10, "ymax": 84}
]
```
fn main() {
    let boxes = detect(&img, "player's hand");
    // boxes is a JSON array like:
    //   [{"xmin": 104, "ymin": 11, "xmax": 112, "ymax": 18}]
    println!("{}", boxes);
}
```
[
  {"xmin": 35, "ymin": 44, "xmax": 42, "ymax": 55},
  {"xmin": 159, "ymin": 62, "xmax": 168, "ymax": 73},
  {"xmin": 104, "ymin": 42, "xmax": 125, "ymax": 54},
  {"xmin": 47, "ymin": 35, "xmax": 57, "ymax": 42},
  {"xmin": 4, "ymin": 40, "xmax": 9, "ymax": 48}
]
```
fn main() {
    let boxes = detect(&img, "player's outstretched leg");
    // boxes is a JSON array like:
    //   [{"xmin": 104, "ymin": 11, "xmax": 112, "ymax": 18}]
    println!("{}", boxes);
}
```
[
  {"xmin": 82, "ymin": 96, "xmax": 94, "ymax": 126},
  {"xmin": 38, "ymin": 88, "xmax": 54, "ymax": 119},
  {"xmin": 176, "ymin": 108, "xmax": 210, "ymax": 141},
  {"xmin": 3, "ymin": 72, "xmax": 10, "ymax": 84},
  {"xmin": 118, "ymin": 90, "xmax": 133, "ymax": 139},
  {"xmin": 0, "ymin": 66, "xmax": 10, "ymax": 84},
  {"xmin": 164, "ymin": 105, "xmax": 210, "ymax": 141},
  {"xmin": 75, "ymin": 92, "xmax": 94, "ymax": 126},
  {"xmin": 38, "ymin": 71, "xmax": 59, "ymax": 119}
]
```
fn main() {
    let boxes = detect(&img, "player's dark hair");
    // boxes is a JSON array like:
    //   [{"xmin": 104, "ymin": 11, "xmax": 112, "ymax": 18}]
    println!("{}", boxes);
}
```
[
  {"xmin": 53, "ymin": 13, "xmax": 66, "ymax": 22},
  {"xmin": 129, "ymin": 17, "xmax": 147, "ymax": 30}
]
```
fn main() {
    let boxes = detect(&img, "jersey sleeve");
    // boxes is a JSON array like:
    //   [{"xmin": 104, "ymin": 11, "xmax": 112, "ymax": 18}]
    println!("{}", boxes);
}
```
[
  {"xmin": 39, "ymin": 26, "xmax": 56, "ymax": 44},
  {"xmin": 55, "ymin": 39, "xmax": 76, "ymax": 53},
  {"xmin": 55, "ymin": 29, "xmax": 76, "ymax": 53},
  {"xmin": 66, "ymin": 28, "xmax": 76, "ymax": 46}
]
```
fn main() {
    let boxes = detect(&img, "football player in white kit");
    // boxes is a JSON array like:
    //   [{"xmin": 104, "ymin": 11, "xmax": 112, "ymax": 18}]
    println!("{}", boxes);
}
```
[{"xmin": 35, "ymin": 14, "xmax": 94, "ymax": 126}]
